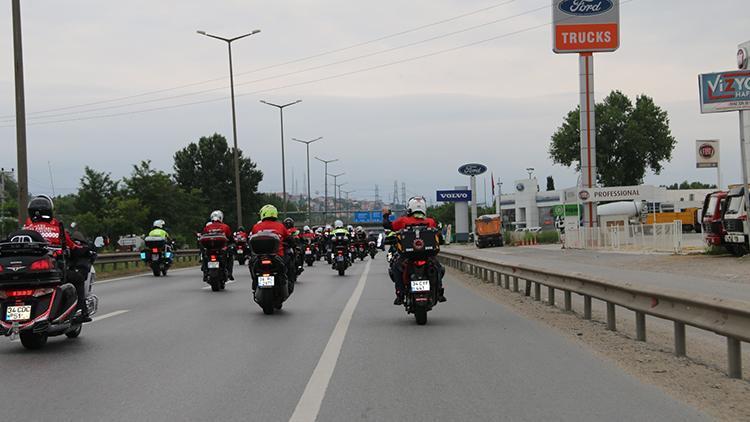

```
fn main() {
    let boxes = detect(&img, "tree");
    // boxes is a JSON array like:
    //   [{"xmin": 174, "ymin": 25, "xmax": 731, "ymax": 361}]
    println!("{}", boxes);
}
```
[
  {"xmin": 666, "ymin": 181, "xmax": 717, "ymax": 190},
  {"xmin": 546, "ymin": 176, "xmax": 555, "ymax": 191},
  {"xmin": 549, "ymin": 91, "xmax": 677, "ymax": 187},
  {"xmin": 74, "ymin": 167, "xmax": 119, "ymax": 219},
  {"xmin": 174, "ymin": 133, "xmax": 263, "ymax": 225}
]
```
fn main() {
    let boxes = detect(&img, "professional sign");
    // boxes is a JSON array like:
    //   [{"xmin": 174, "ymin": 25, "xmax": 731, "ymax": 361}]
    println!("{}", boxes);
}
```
[
  {"xmin": 696, "ymin": 140, "xmax": 720, "ymax": 168},
  {"xmin": 436, "ymin": 190, "xmax": 472, "ymax": 203},
  {"xmin": 698, "ymin": 70, "xmax": 750, "ymax": 113},
  {"xmin": 577, "ymin": 185, "xmax": 654, "ymax": 203},
  {"xmin": 458, "ymin": 163, "xmax": 487, "ymax": 176},
  {"xmin": 553, "ymin": 0, "xmax": 620, "ymax": 53}
]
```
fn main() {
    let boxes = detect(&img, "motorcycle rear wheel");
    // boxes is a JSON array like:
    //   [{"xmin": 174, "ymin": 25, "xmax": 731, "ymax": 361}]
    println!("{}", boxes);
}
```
[
  {"xmin": 338, "ymin": 268, "xmax": 346, "ymax": 276},
  {"xmin": 414, "ymin": 309, "xmax": 428, "ymax": 325},
  {"xmin": 152, "ymin": 267, "xmax": 160, "ymax": 277},
  {"xmin": 66, "ymin": 323, "xmax": 83, "ymax": 339},
  {"xmin": 20, "ymin": 331, "xmax": 48, "ymax": 349}
]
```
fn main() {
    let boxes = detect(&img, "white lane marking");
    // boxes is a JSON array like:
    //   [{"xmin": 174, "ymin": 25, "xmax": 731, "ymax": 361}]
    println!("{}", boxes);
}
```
[
  {"xmin": 92, "ymin": 310, "xmax": 129, "ymax": 322},
  {"xmin": 96, "ymin": 267, "xmax": 197, "ymax": 284},
  {"xmin": 8, "ymin": 309, "xmax": 130, "ymax": 341},
  {"xmin": 289, "ymin": 260, "xmax": 371, "ymax": 422}
]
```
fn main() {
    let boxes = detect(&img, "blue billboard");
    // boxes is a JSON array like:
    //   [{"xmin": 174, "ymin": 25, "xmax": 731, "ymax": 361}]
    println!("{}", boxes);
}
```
[
  {"xmin": 436, "ymin": 190, "xmax": 472, "ymax": 203},
  {"xmin": 353, "ymin": 212, "xmax": 371, "ymax": 223}
]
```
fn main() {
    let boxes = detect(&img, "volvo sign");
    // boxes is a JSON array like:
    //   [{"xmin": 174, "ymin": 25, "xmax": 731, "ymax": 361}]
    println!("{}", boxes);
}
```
[
  {"xmin": 458, "ymin": 163, "xmax": 487, "ymax": 176},
  {"xmin": 436, "ymin": 190, "xmax": 472, "ymax": 203}
]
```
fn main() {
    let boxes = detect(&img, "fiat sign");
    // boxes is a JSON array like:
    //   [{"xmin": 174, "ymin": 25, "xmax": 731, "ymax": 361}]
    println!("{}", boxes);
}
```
[
  {"xmin": 458, "ymin": 163, "xmax": 487, "ymax": 176},
  {"xmin": 553, "ymin": 0, "xmax": 620, "ymax": 54},
  {"xmin": 696, "ymin": 140, "xmax": 720, "ymax": 168}
]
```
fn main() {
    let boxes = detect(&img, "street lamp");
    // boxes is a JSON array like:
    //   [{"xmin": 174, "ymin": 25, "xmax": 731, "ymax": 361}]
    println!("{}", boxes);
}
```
[
  {"xmin": 261, "ymin": 99, "xmax": 302, "ymax": 216},
  {"xmin": 292, "ymin": 137, "xmax": 323, "ymax": 224},
  {"xmin": 336, "ymin": 182, "xmax": 348, "ymax": 218},
  {"xmin": 315, "ymin": 157, "xmax": 338, "ymax": 221},
  {"xmin": 526, "ymin": 167, "xmax": 535, "ymax": 179},
  {"xmin": 328, "ymin": 173, "xmax": 345, "ymax": 218},
  {"xmin": 197, "ymin": 28, "xmax": 261, "ymax": 227}
]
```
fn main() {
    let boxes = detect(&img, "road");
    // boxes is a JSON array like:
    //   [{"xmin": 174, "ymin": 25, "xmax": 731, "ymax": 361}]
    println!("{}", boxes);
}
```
[{"xmin": 0, "ymin": 256, "xmax": 706, "ymax": 421}]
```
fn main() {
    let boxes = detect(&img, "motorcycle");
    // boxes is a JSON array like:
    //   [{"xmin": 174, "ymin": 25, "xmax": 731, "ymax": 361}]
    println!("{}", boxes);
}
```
[
  {"xmin": 368, "ymin": 241, "xmax": 378, "ymax": 259},
  {"xmin": 356, "ymin": 241, "xmax": 368, "ymax": 261},
  {"xmin": 199, "ymin": 233, "xmax": 230, "ymax": 292},
  {"xmin": 0, "ymin": 230, "xmax": 101, "ymax": 349},
  {"xmin": 249, "ymin": 232, "xmax": 290, "ymax": 315},
  {"xmin": 393, "ymin": 226, "xmax": 442, "ymax": 325},
  {"xmin": 331, "ymin": 235, "xmax": 351, "ymax": 276},
  {"xmin": 234, "ymin": 235, "xmax": 249, "ymax": 266},
  {"xmin": 304, "ymin": 240, "xmax": 316, "ymax": 267},
  {"xmin": 141, "ymin": 236, "xmax": 173, "ymax": 277}
]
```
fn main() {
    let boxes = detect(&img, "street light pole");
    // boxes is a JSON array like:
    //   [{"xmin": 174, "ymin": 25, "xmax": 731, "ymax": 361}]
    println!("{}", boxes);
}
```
[
  {"xmin": 328, "ymin": 173, "xmax": 345, "ymax": 218},
  {"xmin": 12, "ymin": 0, "xmax": 28, "ymax": 225},
  {"xmin": 197, "ymin": 28, "xmax": 261, "ymax": 227},
  {"xmin": 336, "ymin": 182, "xmax": 348, "ymax": 218},
  {"xmin": 315, "ymin": 157, "xmax": 338, "ymax": 222},
  {"xmin": 292, "ymin": 137, "xmax": 323, "ymax": 224},
  {"xmin": 261, "ymin": 99, "xmax": 302, "ymax": 216}
]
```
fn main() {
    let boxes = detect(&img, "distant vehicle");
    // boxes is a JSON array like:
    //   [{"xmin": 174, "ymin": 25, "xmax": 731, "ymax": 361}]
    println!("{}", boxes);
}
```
[
  {"xmin": 722, "ymin": 187, "xmax": 749, "ymax": 256},
  {"xmin": 701, "ymin": 191, "xmax": 728, "ymax": 249},
  {"xmin": 644, "ymin": 208, "xmax": 701, "ymax": 232},
  {"xmin": 474, "ymin": 215, "xmax": 503, "ymax": 248}
]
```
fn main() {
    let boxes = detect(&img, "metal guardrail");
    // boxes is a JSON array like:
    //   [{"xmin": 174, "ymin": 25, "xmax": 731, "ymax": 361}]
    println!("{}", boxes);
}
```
[
  {"xmin": 95, "ymin": 249, "xmax": 200, "ymax": 272},
  {"xmin": 438, "ymin": 250, "xmax": 748, "ymax": 379}
]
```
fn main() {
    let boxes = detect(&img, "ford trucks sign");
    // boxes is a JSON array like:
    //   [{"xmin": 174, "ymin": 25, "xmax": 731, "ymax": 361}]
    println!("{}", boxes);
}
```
[
  {"xmin": 436, "ymin": 190, "xmax": 472, "ymax": 203},
  {"xmin": 553, "ymin": 0, "xmax": 620, "ymax": 54},
  {"xmin": 458, "ymin": 163, "xmax": 487, "ymax": 176},
  {"xmin": 558, "ymin": 0, "xmax": 614, "ymax": 16}
]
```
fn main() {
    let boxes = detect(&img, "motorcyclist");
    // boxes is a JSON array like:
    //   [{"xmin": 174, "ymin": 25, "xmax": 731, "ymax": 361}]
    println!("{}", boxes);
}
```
[
  {"xmin": 251, "ymin": 205, "xmax": 293, "ymax": 292},
  {"xmin": 330, "ymin": 220, "xmax": 351, "ymax": 265},
  {"xmin": 202, "ymin": 210, "xmax": 234, "ymax": 280},
  {"xmin": 22, "ymin": 195, "xmax": 91, "ymax": 322},
  {"xmin": 383, "ymin": 196, "xmax": 446, "ymax": 305},
  {"xmin": 233, "ymin": 226, "xmax": 249, "ymax": 261}
]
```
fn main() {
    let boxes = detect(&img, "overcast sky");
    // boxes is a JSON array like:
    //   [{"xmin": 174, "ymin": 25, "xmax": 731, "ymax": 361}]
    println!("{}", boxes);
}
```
[{"xmin": 0, "ymin": 0, "xmax": 747, "ymax": 205}]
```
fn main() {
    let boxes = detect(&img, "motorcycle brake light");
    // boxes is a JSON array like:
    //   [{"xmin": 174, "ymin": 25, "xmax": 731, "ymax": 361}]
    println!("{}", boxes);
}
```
[
  {"xmin": 261, "ymin": 259, "xmax": 272, "ymax": 265},
  {"xmin": 152, "ymin": 248, "xmax": 159, "ymax": 253},
  {"xmin": 29, "ymin": 258, "xmax": 53, "ymax": 271},
  {"xmin": 7, "ymin": 289, "xmax": 34, "ymax": 297},
  {"xmin": 0, "ymin": 264, "xmax": 3, "ymax": 272},
  {"xmin": 210, "ymin": 255, "xmax": 217, "ymax": 262},
  {"xmin": 414, "ymin": 260, "xmax": 427, "ymax": 266}
]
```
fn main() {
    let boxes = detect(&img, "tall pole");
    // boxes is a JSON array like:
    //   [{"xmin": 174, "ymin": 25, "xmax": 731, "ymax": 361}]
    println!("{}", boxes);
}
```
[
  {"xmin": 328, "ymin": 173, "xmax": 345, "ymax": 218},
  {"xmin": 580, "ymin": 52, "xmax": 597, "ymax": 228},
  {"xmin": 261, "ymin": 100, "xmax": 302, "ymax": 216},
  {"xmin": 293, "ymin": 137, "xmax": 322, "ymax": 224},
  {"xmin": 739, "ymin": 111, "xmax": 750, "ymax": 242},
  {"xmin": 315, "ymin": 157, "xmax": 338, "ymax": 222},
  {"xmin": 470, "ymin": 175, "xmax": 478, "ymax": 236},
  {"xmin": 12, "ymin": 0, "xmax": 28, "ymax": 225},
  {"xmin": 197, "ymin": 29, "xmax": 261, "ymax": 227}
]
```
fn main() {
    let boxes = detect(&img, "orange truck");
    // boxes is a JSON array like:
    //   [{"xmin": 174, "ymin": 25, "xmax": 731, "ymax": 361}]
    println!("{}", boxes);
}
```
[
  {"xmin": 644, "ymin": 208, "xmax": 701, "ymax": 232},
  {"xmin": 474, "ymin": 214, "xmax": 504, "ymax": 248}
]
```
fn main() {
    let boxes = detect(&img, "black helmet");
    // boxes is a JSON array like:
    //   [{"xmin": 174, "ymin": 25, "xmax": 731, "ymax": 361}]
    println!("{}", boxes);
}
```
[
  {"xmin": 28, "ymin": 195, "xmax": 54, "ymax": 221},
  {"xmin": 283, "ymin": 218, "xmax": 294, "ymax": 229},
  {"xmin": 237, "ymin": 226, "xmax": 246, "ymax": 232}
]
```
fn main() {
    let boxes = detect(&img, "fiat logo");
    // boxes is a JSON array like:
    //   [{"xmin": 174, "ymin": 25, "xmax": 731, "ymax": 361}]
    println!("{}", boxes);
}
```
[
  {"xmin": 579, "ymin": 190, "xmax": 591, "ymax": 201},
  {"xmin": 699, "ymin": 144, "xmax": 715, "ymax": 159}
]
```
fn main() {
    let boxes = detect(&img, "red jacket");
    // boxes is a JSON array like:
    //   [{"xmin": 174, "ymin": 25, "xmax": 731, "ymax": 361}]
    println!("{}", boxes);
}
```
[
  {"xmin": 233, "ymin": 231, "xmax": 248, "ymax": 243},
  {"xmin": 251, "ymin": 220, "xmax": 289, "ymax": 256},
  {"xmin": 23, "ymin": 218, "xmax": 78, "ymax": 249},
  {"xmin": 389, "ymin": 216, "xmax": 437, "ymax": 232},
  {"xmin": 203, "ymin": 221, "xmax": 232, "ymax": 239},
  {"xmin": 301, "ymin": 232, "xmax": 316, "ymax": 241}
]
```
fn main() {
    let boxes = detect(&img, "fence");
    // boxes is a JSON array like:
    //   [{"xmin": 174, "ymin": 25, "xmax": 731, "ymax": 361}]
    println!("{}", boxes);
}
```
[
  {"xmin": 95, "ymin": 249, "xmax": 200, "ymax": 273},
  {"xmin": 438, "ymin": 249, "xmax": 747, "ymax": 379},
  {"xmin": 564, "ymin": 222, "xmax": 683, "ymax": 253}
]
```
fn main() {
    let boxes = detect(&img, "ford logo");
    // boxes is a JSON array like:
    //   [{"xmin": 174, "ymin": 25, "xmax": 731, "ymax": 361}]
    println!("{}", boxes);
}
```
[
  {"xmin": 558, "ymin": 0, "xmax": 614, "ymax": 16},
  {"xmin": 458, "ymin": 163, "xmax": 488, "ymax": 176}
]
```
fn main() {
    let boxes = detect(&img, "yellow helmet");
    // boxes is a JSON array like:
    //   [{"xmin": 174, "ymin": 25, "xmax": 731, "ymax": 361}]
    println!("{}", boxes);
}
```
[{"xmin": 259, "ymin": 204, "xmax": 278, "ymax": 220}]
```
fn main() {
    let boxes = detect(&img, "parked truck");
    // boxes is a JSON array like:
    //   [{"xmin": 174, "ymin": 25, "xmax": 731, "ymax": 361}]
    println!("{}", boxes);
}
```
[
  {"xmin": 701, "ymin": 190, "xmax": 728, "ymax": 249},
  {"xmin": 644, "ymin": 207, "xmax": 701, "ymax": 232},
  {"xmin": 722, "ymin": 186, "xmax": 749, "ymax": 256},
  {"xmin": 474, "ymin": 214, "xmax": 504, "ymax": 248}
]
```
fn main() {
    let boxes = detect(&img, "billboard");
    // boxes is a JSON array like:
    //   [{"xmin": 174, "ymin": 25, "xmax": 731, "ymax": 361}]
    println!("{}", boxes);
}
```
[
  {"xmin": 696, "ymin": 140, "xmax": 720, "ymax": 168},
  {"xmin": 698, "ymin": 70, "xmax": 750, "ymax": 113},
  {"xmin": 553, "ymin": 0, "xmax": 620, "ymax": 53},
  {"xmin": 436, "ymin": 190, "xmax": 472, "ymax": 203},
  {"xmin": 577, "ymin": 185, "xmax": 655, "ymax": 203}
]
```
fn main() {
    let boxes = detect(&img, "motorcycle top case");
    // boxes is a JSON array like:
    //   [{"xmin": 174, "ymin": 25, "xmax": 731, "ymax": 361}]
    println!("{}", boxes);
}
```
[
  {"xmin": 199, "ymin": 234, "xmax": 228, "ymax": 250},
  {"xmin": 144, "ymin": 237, "xmax": 167, "ymax": 249},
  {"xmin": 249, "ymin": 232, "xmax": 281, "ymax": 255},
  {"xmin": 397, "ymin": 227, "xmax": 440, "ymax": 257},
  {"xmin": 0, "ymin": 240, "xmax": 63, "ymax": 286}
]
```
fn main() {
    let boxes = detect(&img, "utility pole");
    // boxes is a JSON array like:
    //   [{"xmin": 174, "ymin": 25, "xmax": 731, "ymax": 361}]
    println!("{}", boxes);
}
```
[
  {"xmin": 293, "ymin": 137, "xmax": 322, "ymax": 225},
  {"xmin": 197, "ymin": 28, "xmax": 261, "ymax": 227},
  {"xmin": 336, "ymin": 182, "xmax": 347, "ymax": 219},
  {"xmin": 0, "ymin": 168, "xmax": 15, "ymax": 238},
  {"xmin": 328, "ymin": 173, "xmax": 345, "ymax": 218},
  {"xmin": 261, "ymin": 99, "xmax": 302, "ymax": 216},
  {"xmin": 12, "ymin": 0, "xmax": 28, "ymax": 225},
  {"xmin": 315, "ymin": 157, "xmax": 338, "ymax": 222}
]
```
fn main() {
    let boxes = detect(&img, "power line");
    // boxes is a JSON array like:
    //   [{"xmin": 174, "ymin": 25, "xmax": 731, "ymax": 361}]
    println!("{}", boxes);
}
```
[
  {"xmin": 0, "ymin": 0, "xmax": 518, "ymax": 120},
  {"xmin": 0, "ymin": 0, "xmax": 542, "ymax": 123}
]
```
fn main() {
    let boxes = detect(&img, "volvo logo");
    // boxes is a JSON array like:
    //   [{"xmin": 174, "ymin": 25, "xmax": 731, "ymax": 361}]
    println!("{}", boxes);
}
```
[{"xmin": 558, "ymin": 0, "xmax": 614, "ymax": 16}]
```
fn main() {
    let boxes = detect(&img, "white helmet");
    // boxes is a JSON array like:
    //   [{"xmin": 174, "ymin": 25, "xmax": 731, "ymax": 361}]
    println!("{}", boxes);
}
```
[
  {"xmin": 355, "ymin": 226, "xmax": 364, "ymax": 232},
  {"xmin": 407, "ymin": 196, "xmax": 427, "ymax": 217},
  {"xmin": 334, "ymin": 220, "xmax": 344, "ymax": 228},
  {"xmin": 303, "ymin": 225, "xmax": 311, "ymax": 232},
  {"xmin": 347, "ymin": 225, "xmax": 354, "ymax": 231},
  {"xmin": 210, "ymin": 210, "xmax": 224, "ymax": 222},
  {"xmin": 153, "ymin": 219, "xmax": 166, "ymax": 228}
]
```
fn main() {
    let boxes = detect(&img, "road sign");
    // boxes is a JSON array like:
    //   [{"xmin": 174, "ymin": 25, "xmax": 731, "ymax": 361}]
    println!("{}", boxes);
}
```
[
  {"xmin": 698, "ymin": 70, "xmax": 750, "ymax": 113},
  {"xmin": 353, "ymin": 212, "xmax": 371, "ymax": 223},
  {"xmin": 436, "ymin": 190, "xmax": 472, "ymax": 203},
  {"xmin": 458, "ymin": 164, "xmax": 487, "ymax": 176},
  {"xmin": 696, "ymin": 140, "xmax": 720, "ymax": 168},
  {"xmin": 370, "ymin": 211, "xmax": 383, "ymax": 221},
  {"xmin": 553, "ymin": 0, "xmax": 620, "ymax": 54}
]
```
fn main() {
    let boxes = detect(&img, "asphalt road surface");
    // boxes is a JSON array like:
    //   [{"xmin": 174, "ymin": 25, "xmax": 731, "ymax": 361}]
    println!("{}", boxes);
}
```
[{"xmin": 0, "ymin": 255, "xmax": 707, "ymax": 421}]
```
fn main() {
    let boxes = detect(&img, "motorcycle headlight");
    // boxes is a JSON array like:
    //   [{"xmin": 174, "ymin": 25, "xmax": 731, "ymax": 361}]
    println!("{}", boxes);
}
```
[
  {"xmin": 140, "ymin": 252, "xmax": 147, "ymax": 260},
  {"xmin": 165, "ymin": 252, "xmax": 173, "ymax": 258}
]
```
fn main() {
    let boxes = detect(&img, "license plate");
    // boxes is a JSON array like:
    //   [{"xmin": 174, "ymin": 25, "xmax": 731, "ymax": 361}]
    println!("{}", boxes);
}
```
[
  {"xmin": 258, "ymin": 276, "xmax": 275, "ymax": 287},
  {"xmin": 411, "ymin": 280, "xmax": 430, "ymax": 293},
  {"xmin": 305, "ymin": 250, "xmax": 312, "ymax": 255},
  {"xmin": 6, "ymin": 305, "xmax": 31, "ymax": 321},
  {"xmin": 151, "ymin": 254, "xmax": 159, "ymax": 261},
  {"xmin": 725, "ymin": 235, "xmax": 744, "ymax": 243},
  {"xmin": 207, "ymin": 261, "xmax": 220, "ymax": 269},
  {"xmin": 336, "ymin": 256, "xmax": 344, "ymax": 262}
]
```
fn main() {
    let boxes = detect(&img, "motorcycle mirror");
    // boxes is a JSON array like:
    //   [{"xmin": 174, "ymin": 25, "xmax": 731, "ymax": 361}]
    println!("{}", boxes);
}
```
[{"xmin": 94, "ymin": 236, "xmax": 105, "ymax": 248}]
